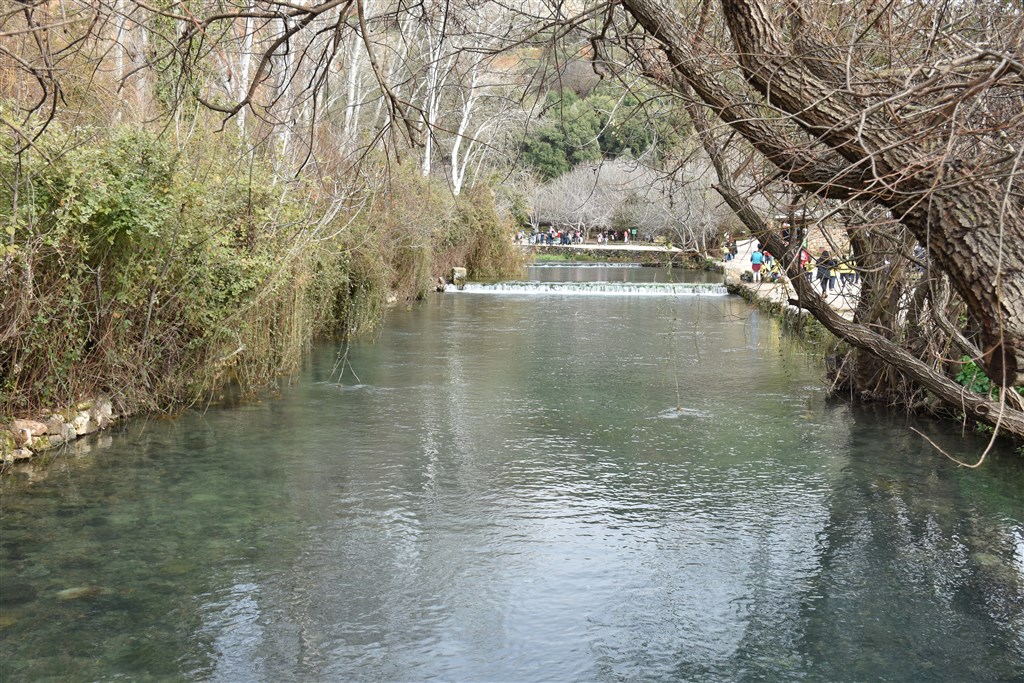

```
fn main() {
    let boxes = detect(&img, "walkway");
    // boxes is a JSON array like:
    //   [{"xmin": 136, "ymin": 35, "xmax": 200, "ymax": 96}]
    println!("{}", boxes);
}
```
[
  {"xmin": 521, "ymin": 242, "xmax": 682, "ymax": 254},
  {"xmin": 724, "ymin": 238, "xmax": 859, "ymax": 319},
  {"xmin": 528, "ymin": 238, "xmax": 858, "ymax": 318}
]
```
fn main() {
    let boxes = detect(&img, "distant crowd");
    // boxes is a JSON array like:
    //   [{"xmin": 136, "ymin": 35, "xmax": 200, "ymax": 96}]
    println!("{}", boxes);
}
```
[
  {"xmin": 518, "ymin": 227, "xmax": 652, "ymax": 246},
  {"xmin": 522, "ymin": 228, "xmax": 585, "ymax": 245}
]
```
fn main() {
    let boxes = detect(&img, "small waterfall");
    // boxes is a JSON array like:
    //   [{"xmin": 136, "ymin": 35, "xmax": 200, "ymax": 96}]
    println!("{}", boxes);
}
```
[{"xmin": 450, "ymin": 281, "xmax": 729, "ymax": 296}]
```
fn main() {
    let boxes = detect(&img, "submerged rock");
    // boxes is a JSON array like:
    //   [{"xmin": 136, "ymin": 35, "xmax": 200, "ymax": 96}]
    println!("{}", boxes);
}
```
[
  {"xmin": 0, "ymin": 582, "xmax": 38, "ymax": 607},
  {"xmin": 159, "ymin": 559, "xmax": 196, "ymax": 576},
  {"xmin": 973, "ymin": 552, "xmax": 1002, "ymax": 568},
  {"xmin": 56, "ymin": 586, "xmax": 104, "ymax": 601}
]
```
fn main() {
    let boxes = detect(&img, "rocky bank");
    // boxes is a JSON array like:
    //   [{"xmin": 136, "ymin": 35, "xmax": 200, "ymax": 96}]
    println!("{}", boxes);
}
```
[{"xmin": 1, "ymin": 398, "xmax": 120, "ymax": 469}]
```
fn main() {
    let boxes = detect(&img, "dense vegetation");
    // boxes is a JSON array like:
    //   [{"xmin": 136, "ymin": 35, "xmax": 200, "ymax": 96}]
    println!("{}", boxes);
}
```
[
  {"xmin": 3, "ymin": 0, "xmax": 1024, "ymax": 446},
  {"xmin": 521, "ymin": 88, "xmax": 686, "ymax": 179},
  {"xmin": 1, "ymin": 126, "xmax": 520, "ymax": 418}
]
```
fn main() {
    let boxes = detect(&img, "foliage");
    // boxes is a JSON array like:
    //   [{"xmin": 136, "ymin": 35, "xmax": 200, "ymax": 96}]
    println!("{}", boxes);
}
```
[
  {"xmin": 2, "ymin": 127, "xmax": 317, "ymax": 413},
  {"xmin": 1, "ymin": 127, "xmax": 521, "ymax": 418},
  {"xmin": 457, "ymin": 185, "xmax": 523, "ymax": 279},
  {"xmin": 954, "ymin": 356, "xmax": 1024, "ymax": 400},
  {"xmin": 955, "ymin": 357, "xmax": 995, "ymax": 397},
  {"xmin": 521, "ymin": 85, "xmax": 686, "ymax": 179}
]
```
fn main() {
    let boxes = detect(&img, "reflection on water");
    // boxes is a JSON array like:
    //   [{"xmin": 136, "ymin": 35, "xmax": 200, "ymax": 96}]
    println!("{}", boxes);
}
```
[{"xmin": 2, "ymin": 268, "xmax": 1023, "ymax": 682}]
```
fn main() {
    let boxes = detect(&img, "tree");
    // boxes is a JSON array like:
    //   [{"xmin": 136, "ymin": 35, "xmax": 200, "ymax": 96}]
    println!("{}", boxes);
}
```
[
  {"xmin": 591, "ymin": 0, "xmax": 1024, "ymax": 436},
  {"xmin": 530, "ymin": 158, "xmax": 728, "ymax": 249},
  {"xmin": 6, "ymin": 0, "xmax": 1023, "ymax": 439},
  {"xmin": 520, "ymin": 85, "xmax": 686, "ymax": 178}
]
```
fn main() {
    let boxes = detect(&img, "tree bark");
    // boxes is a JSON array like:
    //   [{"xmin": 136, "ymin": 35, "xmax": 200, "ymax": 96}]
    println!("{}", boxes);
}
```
[
  {"xmin": 620, "ymin": 0, "xmax": 1024, "ymax": 386},
  {"xmin": 689, "ymin": 103, "xmax": 1024, "ymax": 436}
]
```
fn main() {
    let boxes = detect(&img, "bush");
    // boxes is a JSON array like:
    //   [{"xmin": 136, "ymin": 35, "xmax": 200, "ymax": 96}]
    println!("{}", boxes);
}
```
[
  {"xmin": 1, "ymin": 128, "xmax": 524, "ymax": 418},
  {"xmin": 0, "ymin": 127, "xmax": 353, "ymax": 414}
]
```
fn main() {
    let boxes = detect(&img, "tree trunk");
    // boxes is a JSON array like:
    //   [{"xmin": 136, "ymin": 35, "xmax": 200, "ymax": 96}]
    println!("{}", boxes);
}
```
[{"xmin": 620, "ymin": 0, "xmax": 1024, "ymax": 387}]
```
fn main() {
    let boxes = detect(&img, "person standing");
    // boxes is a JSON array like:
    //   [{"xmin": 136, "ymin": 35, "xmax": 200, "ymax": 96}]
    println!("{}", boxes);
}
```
[
  {"xmin": 751, "ymin": 247, "xmax": 764, "ymax": 283},
  {"xmin": 816, "ymin": 250, "xmax": 837, "ymax": 294},
  {"xmin": 838, "ymin": 258, "xmax": 855, "ymax": 290}
]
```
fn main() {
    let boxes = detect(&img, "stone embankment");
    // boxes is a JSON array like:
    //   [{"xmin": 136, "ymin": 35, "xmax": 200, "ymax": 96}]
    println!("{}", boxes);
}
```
[
  {"xmin": 526, "ymin": 243, "xmax": 699, "ymax": 265},
  {"xmin": 1, "ymin": 398, "xmax": 119, "ymax": 469}
]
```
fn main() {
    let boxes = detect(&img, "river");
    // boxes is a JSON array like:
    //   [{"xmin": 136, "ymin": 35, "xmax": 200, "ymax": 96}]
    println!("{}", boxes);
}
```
[{"xmin": 1, "ymin": 264, "xmax": 1022, "ymax": 681}]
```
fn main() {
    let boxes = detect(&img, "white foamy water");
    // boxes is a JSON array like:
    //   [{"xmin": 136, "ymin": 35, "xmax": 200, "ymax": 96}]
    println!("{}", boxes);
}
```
[{"xmin": 450, "ymin": 281, "xmax": 729, "ymax": 296}]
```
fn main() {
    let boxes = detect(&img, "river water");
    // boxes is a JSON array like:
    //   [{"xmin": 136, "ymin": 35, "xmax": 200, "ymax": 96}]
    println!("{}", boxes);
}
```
[{"xmin": 2, "ymin": 264, "xmax": 1023, "ymax": 682}]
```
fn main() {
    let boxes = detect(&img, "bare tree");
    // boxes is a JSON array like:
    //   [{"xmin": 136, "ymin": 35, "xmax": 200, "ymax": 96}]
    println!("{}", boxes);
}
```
[{"xmin": 531, "ymin": 157, "xmax": 729, "ymax": 249}]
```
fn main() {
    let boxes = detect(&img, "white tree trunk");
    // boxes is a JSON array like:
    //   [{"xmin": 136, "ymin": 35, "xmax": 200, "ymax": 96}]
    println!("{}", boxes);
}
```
[
  {"xmin": 237, "ymin": 15, "xmax": 254, "ymax": 135},
  {"xmin": 450, "ymin": 65, "xmax": 480, "ymax": 194}
]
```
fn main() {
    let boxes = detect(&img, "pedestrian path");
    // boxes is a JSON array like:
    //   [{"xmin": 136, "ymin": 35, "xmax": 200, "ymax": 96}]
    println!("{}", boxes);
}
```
[
  {"xmin": 723, "ymin": 239, "xmax": 858, "ymax": 318},
  {"xmin": 523, "ymin": 242, "xmax": 682, "ymax": 253}
]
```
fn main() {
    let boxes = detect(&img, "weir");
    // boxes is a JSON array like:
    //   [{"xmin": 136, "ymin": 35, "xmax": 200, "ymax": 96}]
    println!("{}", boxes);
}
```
[{"xmin": 449, "ymin": 281, "xmax": 729, "ymax": 296}]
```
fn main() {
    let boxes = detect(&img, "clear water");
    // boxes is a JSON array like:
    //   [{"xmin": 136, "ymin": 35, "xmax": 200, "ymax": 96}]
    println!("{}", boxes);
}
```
[{"xmin": 2, "ymin": 265, "xmax": 1023, "ymax": 682}]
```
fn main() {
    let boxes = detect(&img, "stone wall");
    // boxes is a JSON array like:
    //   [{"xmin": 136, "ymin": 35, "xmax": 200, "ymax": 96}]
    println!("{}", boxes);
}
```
[
  {"xmin": 1, "ymin": 398, "xmax": 121, "ymax": 469},
  {"xmin": 528, "ymin": 245, "xmax": 695, "ymax": 265}
]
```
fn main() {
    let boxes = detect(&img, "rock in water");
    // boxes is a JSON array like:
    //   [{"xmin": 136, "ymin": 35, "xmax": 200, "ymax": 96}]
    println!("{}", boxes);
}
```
[{"xmin": 56, "ymin": 586, "xmax": 103, "ymax": 601}]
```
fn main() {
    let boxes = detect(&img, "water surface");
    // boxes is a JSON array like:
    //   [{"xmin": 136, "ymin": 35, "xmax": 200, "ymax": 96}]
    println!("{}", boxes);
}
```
[{"xmin": 2, "ymin": 265, "xmax": 1022, "ymax": 681}]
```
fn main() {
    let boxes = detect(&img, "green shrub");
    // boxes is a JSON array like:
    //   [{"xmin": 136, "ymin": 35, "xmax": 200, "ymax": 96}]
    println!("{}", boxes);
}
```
[
  {"xmin": 2, "ymin": 127, "xmax": 525, "ymax": 418},
  {"xmin": 954, "ymin": 355, "xmax": 1024, "ymax": 401}
]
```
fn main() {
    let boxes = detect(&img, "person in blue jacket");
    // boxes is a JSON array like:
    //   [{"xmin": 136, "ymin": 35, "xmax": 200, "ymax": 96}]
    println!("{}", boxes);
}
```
[{"xmin": 751, "ymin": 247, "xmax": 764, "ymax": 283}]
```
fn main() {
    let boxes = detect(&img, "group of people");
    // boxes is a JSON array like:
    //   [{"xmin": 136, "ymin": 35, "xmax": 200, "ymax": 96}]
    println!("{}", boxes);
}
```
[
  {"xmin": 744, "ymin": 241, "xmax": 859, "ymax": 294},
  {"xmin": 808, "ymin": 250, "xmax": 859, "ymax": 293},
  {"xmin": 723, "ymin": 238, "xmax": 739, "ymax": 261},
  {"xmin": 596, "ymin": 228, "xmax": 640, "ymax": 244},
  {"xmin": 519, "ymin": 227, "xmax": 649, "ymax": 246},
  {"xmin": 522, "ymin": 228, "xmax": 585, "ymax": 245},
  {"xmin": 748, "ymin": 246, "xmax": 795, "ymax": 284}
]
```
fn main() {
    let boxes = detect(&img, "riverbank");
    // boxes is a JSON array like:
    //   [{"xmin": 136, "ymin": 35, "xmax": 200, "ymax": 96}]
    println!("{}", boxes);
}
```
[
  {"xmin": 725, "ymin": 277, "xmax": 836, "ymax": 345},
  {"xmin": 723, "ymin": 237, "xmax": 856, "ymax": 314},
  {"xmin": 1, "ymin": 131, "xmax": 523, "ymax": 470},
  {"xmin": 719, "ymin": 239, "xmax": 854, "ymax": 355},
  {"xmin": 1, "ymin": 399, "xmax": 121, "ymax": 468}
]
